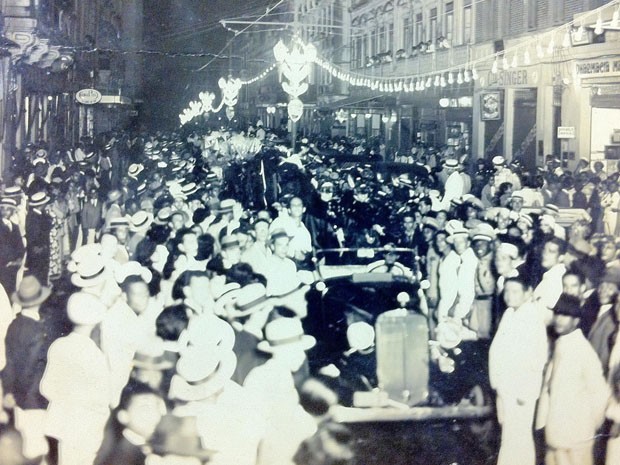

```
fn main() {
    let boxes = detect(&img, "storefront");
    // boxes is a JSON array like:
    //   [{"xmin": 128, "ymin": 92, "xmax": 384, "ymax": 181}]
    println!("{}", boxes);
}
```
[
  {"xmin": 569, "ymin": 55, "xmax": 620, "ymax": 172},
  {"xmin": 473, "ymin": 63, "xmax": 547, "ymax": 173}
]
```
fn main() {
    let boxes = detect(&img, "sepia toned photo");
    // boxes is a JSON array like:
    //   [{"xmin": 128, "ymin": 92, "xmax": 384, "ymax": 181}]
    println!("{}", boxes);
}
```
[{"xmin": 0, "ymin": 0, "xmax": 619, "ymax": 464}]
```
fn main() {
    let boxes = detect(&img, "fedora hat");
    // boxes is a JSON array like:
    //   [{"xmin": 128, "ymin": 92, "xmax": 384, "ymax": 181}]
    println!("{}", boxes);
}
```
[
  {"xmin": 12, "ymin": 275, "xmax": 51, "ymax": 307},
  {"xmin": 257, "ymin": 317, "xmax": 316, "ymax": 353},
  {"xmin": 66, "ymin": 292, "xmax": 107, "ymax": 326},
  {"xmin": 107, "ymin": 190, "xmax": 123, "ymax": 203},
  {"xmin": 29, "ymin": 192, "xmax": 50, "ymax": 207},
  {"xmin": 220, "ymin": 234, "xmax": 240, "ymax": 250},
  {"xmin": 230, "ymin": 283, "xmax": 271, "ymax": 318},
  {"xmin": 70, "ymin": 255, "xmax": 107, "ymax": 288},
  {"xmin": 169, "ymin": 347, "xmax": 237, "ymax": 402},
  {"xmin": 179, "ymin": 315, "xmax": 236, "ymax": 354},
  {"xmin": 114, "ymin": 261, "xmax": 152, "ymax": 285},
  {"xmin": 129, "ymin": 210, "xmax": 154, "ymax": 233}
]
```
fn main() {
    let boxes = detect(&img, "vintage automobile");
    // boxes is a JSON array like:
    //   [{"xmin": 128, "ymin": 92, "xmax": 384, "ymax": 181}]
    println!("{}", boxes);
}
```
[{"xmin": 304, "ymin": 247, "xmax": 493, "ymax": 424}]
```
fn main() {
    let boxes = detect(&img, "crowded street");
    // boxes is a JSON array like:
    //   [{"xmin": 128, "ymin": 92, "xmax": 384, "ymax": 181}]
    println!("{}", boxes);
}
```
[{"xmin": 0, "ymin": 0, "xmax": 620, "ymax": 464}]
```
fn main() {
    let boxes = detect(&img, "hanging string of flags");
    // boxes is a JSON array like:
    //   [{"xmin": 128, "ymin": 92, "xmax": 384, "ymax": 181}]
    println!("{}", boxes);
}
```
[{"xmin": 179, "ymin": 0, "xmax": 620, "ymax": 125}]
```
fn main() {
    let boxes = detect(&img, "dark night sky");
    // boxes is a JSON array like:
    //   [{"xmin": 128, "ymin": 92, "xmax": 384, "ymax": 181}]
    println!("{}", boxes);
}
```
[{"xmin": 140, "ymin": 0, "xmax": 273, "ymax": 130}]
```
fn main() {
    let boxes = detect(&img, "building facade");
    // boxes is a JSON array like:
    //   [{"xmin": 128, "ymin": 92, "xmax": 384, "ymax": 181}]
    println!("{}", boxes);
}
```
[{"xmin": 0, "ymin": 0, "xmax": 143, "ymax": 175}]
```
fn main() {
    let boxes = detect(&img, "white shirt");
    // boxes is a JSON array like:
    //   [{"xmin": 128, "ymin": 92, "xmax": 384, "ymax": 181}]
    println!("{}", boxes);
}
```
[
  {"xmin": 441, "ymin": 171, "xmax": 465, "ymax": 210},
  {"xmin": 533, "ymin": 263, "xmax": 566, "ymax": 312},
  {"xmin": 264, "ymin": 256, "xmax": 300, "ymax": 296}
]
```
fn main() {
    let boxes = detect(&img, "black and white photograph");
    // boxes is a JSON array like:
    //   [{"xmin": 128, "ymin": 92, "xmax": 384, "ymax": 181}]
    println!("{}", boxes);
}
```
[{"xmin": 0, "ymin": 0, "xmax": 619, "ymax": 464}]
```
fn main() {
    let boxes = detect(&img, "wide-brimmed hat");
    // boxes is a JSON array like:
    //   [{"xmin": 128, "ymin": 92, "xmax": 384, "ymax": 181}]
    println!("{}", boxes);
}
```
[
  {"xmin": 70, "ymin": 255, "xmax": 107, "ymax": 288},
  {"xmin": 422, "ymin": 217, "xmax": 441, "ymax": 230},
  {"xmin": 257, "ymin": 317, "xmax": 316, "ymax": 353},
  {"xmin": 169, "ymin": 347, "xmax": 237, "ymax": 402},
  {"xmin": 12, "ymin": 275, "xmax": 51, "ymax": 307},
  {"xmin": 129, "ymin": 210, "xmax": 154, "ymax": 233},
  {"xmin": 443, "ymin": 158, "xmax": 459, "ymax": 169},
  {"xmin": 179, "ymin": 315, "xmax": 236, "ymax": 355},
  {"xmin": 109, "ymin": 215, "xmax": 130, "ymax": 229},
  {"xmin": 66, "ymin": 292, "xmax": 107, "ymax": 325},
  {"xmin": 29, "ymin": 192, "xmax": 50, "ymax": 207}
]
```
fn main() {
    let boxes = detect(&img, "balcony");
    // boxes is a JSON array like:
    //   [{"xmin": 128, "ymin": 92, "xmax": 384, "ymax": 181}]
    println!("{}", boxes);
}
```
[{"xmin": 357, "ymin": 44, "xmax": 473, "ymax": 78}]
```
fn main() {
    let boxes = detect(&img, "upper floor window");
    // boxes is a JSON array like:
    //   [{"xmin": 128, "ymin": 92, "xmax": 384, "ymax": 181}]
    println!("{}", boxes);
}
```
[
  {"xmin": 463, "ymin": 5, "xmax": 472, "ymax": 43},
  {"xmin": 429, "ymin": 8, "xmax": 437, "ymax": 42},
  {"xmin": 415, "ymin": 13, "xmax": 423, "ymax": 44},
  {"xmin": 445, "ymin": 2, "xmax": 454, "ymax": 42},
  {"xmin": 403, "ymin": 16, "xmax": 412, "ymax": 50}
]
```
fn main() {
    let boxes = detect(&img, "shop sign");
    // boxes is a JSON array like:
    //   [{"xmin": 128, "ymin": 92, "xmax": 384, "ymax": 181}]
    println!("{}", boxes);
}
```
[
  {"xmin": 75, "ymin": 88, "xmax": 102, "ymax": 105},
  {"xmin": 486, "ymin": 69, "xmax": 535, "ymax": 87},
  {"xmin": 557, "ymin": 126, "xmax": 575, "ymax": 139},
  {"xmin": 575, "ymin": 59, "xmax": 620, "ymax": 77}
]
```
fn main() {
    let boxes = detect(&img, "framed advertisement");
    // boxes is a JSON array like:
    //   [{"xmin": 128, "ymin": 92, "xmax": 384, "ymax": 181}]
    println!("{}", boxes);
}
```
[{"xmin": 480, "ymin": 91, "xmax": 501, "ymax": 121}]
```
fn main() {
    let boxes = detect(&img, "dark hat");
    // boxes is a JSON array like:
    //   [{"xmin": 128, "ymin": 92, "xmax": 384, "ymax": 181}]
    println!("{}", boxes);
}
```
[
  {"xmin": 11, "ymin": 275, "xmax": 51, "ymax": 307},
  {"xmin": 552, "ymin": 294, "xmax": 582, "ymax": 318}
]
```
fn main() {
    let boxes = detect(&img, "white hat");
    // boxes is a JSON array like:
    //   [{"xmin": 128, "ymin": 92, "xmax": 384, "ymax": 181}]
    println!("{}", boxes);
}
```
[
  {"xmin": 114, "ymin": 261, "xmax": 152, "ymax": 285},
  {"xmin": 179, "ymin": 315, "xmax": 235, "ymax": 354},
  {"xmin": 170, "ymin": 347, "xmax": 237, "ymax": 402},
  {"xmin": 129, "ymin": 210, "xmax": 154, "ymax": 233},
  {"xmin": 29, "ymin": 192, "xmax": 50, "ymax": 207},
  {"xmin": 496, "ymin": 242, "xmax": 519, "ymax": 259},
  {"xmin": 257, "ymin": 317, "xmax": 316, "ymax": 353},
  {"xmin": 67, "ymin": 292, "xmax": 107, "ymax": 326},
  {"xmin": 70, "ymin": 255, "xmax": 107, "ymax": 288},
  {"xmin": 492, "ymin": 156, "xmax": 506, "ymax": 166},
  {"xmin": 128, "ymin": 163, "xmax": 144, "ymax": 179}
]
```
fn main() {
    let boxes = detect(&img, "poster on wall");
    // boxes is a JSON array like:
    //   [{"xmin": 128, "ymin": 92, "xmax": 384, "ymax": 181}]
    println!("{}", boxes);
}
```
[{"xmin": 480, "ymin": 91, "xmax": 501, "ymax": 121}]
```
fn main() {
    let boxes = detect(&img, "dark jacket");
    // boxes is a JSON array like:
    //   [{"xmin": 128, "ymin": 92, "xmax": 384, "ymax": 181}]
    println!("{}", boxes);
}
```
[{"xmin": 2, "ymin": 314, "xmax": 53, "ymax": 409}]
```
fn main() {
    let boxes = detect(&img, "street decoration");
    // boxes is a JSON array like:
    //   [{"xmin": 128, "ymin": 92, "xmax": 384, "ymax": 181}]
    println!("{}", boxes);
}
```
[{"xmin": 178, "ymin": 0, "xmax": 619, "ymax": 126}]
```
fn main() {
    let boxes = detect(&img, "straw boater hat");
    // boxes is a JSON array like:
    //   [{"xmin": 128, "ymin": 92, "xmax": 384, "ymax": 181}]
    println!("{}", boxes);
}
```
[
  {"xmin": 443, "ymin": 158, "xmax": 459, "ymax": 169},
  {"xmin": 29, "ymin": 192, "xmax": 50, "ymax": 207},
  {"xmin": 492, "ymin": 156, "xmax": 506, "ymax": 167},
  {"xmin": 257, "ymin": 317, "xmax": 316, "ymax": 353},
  {"xmin": 3, "ymin": 186, "xmax": 23, "ymax": 198},
  {"xmin": 12, "ymin": 275, "xmax": 51, "ymax": 308},
  {"xmin": 0, "ymin": 197, "xmax": 17, "ymax": 210},
  {"xmin": 128, "ymin": 163, "xmax": 144, "ymax": 180},
  {"xmin": 129, "ymin": 210, "xmax": 154, "ymax": 234},
  {"xmin": 170, "ymin": 346, "xmax": 238, "ymax": 402}
]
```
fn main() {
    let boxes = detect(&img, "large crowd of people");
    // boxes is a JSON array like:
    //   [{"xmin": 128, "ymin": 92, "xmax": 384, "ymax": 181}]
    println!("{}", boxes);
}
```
[{"xmin": 0, "ymin": 121, "xmax": 620, "ymax": 465}]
